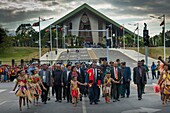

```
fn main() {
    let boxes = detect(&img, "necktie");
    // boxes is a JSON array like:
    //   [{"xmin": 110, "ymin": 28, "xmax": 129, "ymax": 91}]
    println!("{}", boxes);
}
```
[
  {"xmin": 139, "ymin": 68, "xmax": 142, "ymax": 77},
  {"xmin": 94, "ymin": 68, "xmax": 97, "ymax": 82},
  {"xmin": 115, "ymin": 67, "xmax": 118, "ymax": 80}
]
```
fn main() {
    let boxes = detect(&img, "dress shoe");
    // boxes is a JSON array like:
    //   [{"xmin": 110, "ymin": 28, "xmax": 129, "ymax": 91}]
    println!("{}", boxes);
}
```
[
  {"xmin": 138, "ymin": 98, "xmax": 142, "ymax": 100},
  {"xmin": 94, "ymin": 102, "xmax": 98, "ymax": 104},
  {"xmin": 113, "ymin": 100, "xmax": 116, "ymax": 102},
  {"xmin": 44, "ymin": 102, "xmax": 47, "ymax": 104},
  {"xmin": 117, "ymin": 99, "xmax": 120, "ymax": 101},
  {"xmin": 58, "ymin": 100, "xmax": 62, "ymax": 103}
]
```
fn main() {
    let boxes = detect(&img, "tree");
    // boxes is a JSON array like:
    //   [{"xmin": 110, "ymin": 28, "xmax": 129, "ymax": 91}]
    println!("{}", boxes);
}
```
[{"xmin": 0, "ymin": 25, "xmax": 7, "ymax": 45}]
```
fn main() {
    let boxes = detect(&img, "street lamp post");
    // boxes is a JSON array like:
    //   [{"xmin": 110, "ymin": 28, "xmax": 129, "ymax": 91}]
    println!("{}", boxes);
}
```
[
  {"xmin": 38, "ymin": 17, "xmax": 53, "ymax": 62},
  {"xmin": 38, "ymin": 17, "xmax": 41, "ymax": 61},
  {"xmin": 163, "ymin": 15, "xmax": 166, "ymax": 61},
  {"xmin": 122, "ymin": 24, "xmax": 125, "ymax": 49},
  {"xmin": 128, "ymin": 23, "xmax": 139, "ymax": 60},
  {"xmin": 106, "ymin": 28, "xmax": 109, "ymax": 62},
  {"xmin": 150, "ymin": 15, "xmax": 166, "ymax": 61},
  {"xmin": 108, "ymin": 24, "xmax": 113, "ymax": 48},
  {"xmin": 56, "ymin": 25, "xmax": 59, "ymax": 52}
]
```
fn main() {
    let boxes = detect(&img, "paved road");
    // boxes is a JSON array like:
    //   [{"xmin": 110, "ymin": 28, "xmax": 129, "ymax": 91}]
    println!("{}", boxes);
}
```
[
  {"xmin": 58, "ymin": 48, "xmax": 91, "ymax": 64},
  {"xmin": 0, "ymin": 82, "xmax": 168, "ymax": 113}
]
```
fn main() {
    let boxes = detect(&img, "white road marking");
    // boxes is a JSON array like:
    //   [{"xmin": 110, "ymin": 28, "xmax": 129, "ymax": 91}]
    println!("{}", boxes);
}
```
[
  {"xmin": 121, "ymin": 107, "xmax": 161, "ymax": 113},
  {"xmin": 9, "ymin": 91, "xmax": 15, "ymax": 94},
  {"xmin": 0, "ymin": 101, "xmax": 7, "ymax": 106},
  {"xmin": 0, "ymin": 89, "xmax": 7, "ymax": 93},
  {"xmin": 82, "ymin": 97, "xmax": 87, "ymax": 113}
]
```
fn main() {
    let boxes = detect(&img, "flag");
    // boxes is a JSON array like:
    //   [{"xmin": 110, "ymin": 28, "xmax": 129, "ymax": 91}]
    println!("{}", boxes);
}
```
[
  {"xmin": 32, "ymin": 22, "xmax": 39, "ymax": 26},
  {"xmin": 160, "ymin": 20, "xmax": 164, "ymax": 26},
  {"xmin": 135, "ymin": 26, "xmax": 138, "ymax": 31},
  {"xmin": 40, "ymin": 18, "xmax": 46, "ymax": 21}
]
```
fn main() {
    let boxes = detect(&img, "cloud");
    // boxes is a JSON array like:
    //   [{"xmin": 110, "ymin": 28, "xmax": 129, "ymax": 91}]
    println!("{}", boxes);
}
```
[{"xmin": 0, "ymin": 0, "xmax": 169, "ymax": 36}]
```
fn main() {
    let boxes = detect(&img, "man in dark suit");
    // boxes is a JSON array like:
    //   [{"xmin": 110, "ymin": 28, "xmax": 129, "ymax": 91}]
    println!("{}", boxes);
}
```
[
  {"xmin": 86, "ymin": 63, "xmax": 103, "ymax": 105},
  {"xmin": 39, "ymin": 64, "xmax": 51, "ymax": 104},
  {"xmin": 52, "ymin": 64, "xmax": 63, "ymax": 103},
  {"xmin": 120, "ymin": 62, "xmax": 131, "ymax": 98},
  {"xmin": 76, "ymin": 62, "xmax": 85, "ymax": 101},
  {"xmin": 110, "ymin": 62, "xmax": 122, "ymax": 102},
  {"xmin": 63, "ymin": 64, "xmax": 71, "ymax": 103},
  {"xmin": 133, "ymin": 61, "xmax": 147, "ymax": 100}
]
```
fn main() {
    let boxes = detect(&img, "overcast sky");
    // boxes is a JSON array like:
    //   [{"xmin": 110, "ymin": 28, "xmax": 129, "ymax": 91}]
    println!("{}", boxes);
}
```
[{"xmin": 0, "ymin": 0, "xmax": 170, "ymax": 36}]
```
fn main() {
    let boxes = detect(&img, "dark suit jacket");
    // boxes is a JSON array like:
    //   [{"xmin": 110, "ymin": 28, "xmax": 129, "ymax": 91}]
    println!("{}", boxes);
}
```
[
  {"xmin": 133, "ymin": 67, "xmax": 147, "ymax": 84},
  {"xmin": 63, "ymin": 70, "xmax": 70, "ymax": 85},
  {"xmin": 121, "ymin": 67, "xmax": 131, "ymax": 82},
  {"xmin": 85, "ymin": 68, "xmax": 104, "ymax": 84},
  {"xmin": 110, "ymin": 67, "xmax": 122, "ymax": 81},
  {"xmin": 77, "ymin": 68, "xmax": 85, "ymax": 83},
  {"xmin": 39, "ymin": 69, "xmax": 51, "ymax": 86},
  {"xmin": 67, "ymin": 71, "xmax": 82, "ymax": 86},
  {"xmin": 52, "ymin": 69, "xmax": 63, "ymax": 86}
]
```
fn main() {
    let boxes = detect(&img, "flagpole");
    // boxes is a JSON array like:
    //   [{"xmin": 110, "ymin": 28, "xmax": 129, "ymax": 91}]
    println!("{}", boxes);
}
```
[
  {"xmin": 39, "ymin": 17, "xmax": 41, "ymax": 62},
  {"xmin": 163, "ymin": 14, "xmax": 166, "ymax": 61},
  {"xmin": 137, "ymin": 23, "xmax": 139, "ymax": 61},
  {"xmin": 123, "ymin": 24, "xmax": 125, "ymax": 50},
  {"xmin": 50, "ymin": 25, "xmax": 52, "ymax": 64}
]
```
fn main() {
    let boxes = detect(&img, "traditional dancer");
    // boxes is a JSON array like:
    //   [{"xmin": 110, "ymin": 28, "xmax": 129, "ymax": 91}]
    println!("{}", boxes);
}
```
[
  {"xmin": 103, "ymin": 72, "xmax": 120, "ymax": 103},
  {"xmin": 13, "ymin": 70, "xmax": 30, "ymax": 111},
  {"xmin": 158, "ymin": 64, "xmax": 170, "ymax": 104},
  {"xmin": 70, "ymin": 76, "xmax": 86, "ymax": 107},
  {"xmin": 29, "ymin": 69, "xmax": 46, "ymax": 105}
]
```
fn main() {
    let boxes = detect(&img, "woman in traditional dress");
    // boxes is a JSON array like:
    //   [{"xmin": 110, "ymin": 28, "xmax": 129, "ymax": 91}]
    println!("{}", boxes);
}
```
[
  {"xmin": 29, "ymin": 69, "xmax": 46, "ymax": 105},
  {"xmin": 13, "ymin": 70, "xmax": 30, "ymax": 111},
  {"xmin": 70, "ymin": 76, "xmax": 85, "ymax": 107},
  {"xmin": 158, "ymin": 64, "xmax": 170, "ymax": 104}
]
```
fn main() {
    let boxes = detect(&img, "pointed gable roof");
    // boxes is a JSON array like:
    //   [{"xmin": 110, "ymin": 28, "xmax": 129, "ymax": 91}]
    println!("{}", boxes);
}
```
[{"xmin": 44, "ymin": 3, "xmax": 133, "ymax": 35}]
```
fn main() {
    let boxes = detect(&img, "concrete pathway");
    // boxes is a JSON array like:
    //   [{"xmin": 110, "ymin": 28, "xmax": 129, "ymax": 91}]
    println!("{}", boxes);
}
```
[
  {"xmin": 109, "ymin": 48, "xmax": 158, "ymax": 65},
  {"xmin": 40, "ymin": 49, "xmax": 66, "ymax": 64}
]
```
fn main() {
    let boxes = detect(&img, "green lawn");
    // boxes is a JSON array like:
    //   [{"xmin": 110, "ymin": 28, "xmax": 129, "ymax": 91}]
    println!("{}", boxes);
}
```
[
  {"xmin": 126, "ymin": 47, "xmax": 170, "ymax": 60},
  {"xmin": 0, "ymin": 47, "xmax": 49, "ymax": 64}
]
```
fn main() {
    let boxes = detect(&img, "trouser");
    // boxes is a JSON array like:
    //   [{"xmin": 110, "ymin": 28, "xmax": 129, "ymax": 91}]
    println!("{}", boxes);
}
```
[
  {"xmin": 52, "ymin": 86, "xmax": 55, "ymax": 96},
  {"xmin": 41, "ymin": 83, "xmax": 50, "ymax": 102},
  {"xmin": 120, "ymin": 84, "xmax": 123, "ymax": 96},
  {"xmin": 54, "ymin": 85, "xmax": 62, "ymax": 101},
  {"xmin": 1, "ymin": 75, "xmax": 4, "ymax": 82},
  {"xmin": 10, "ymin": 75, "xmax": 16, "ymax": 81},
  {"xmin": 88, "ymin": 83, "xmax": 99, "ymax": 103},
  {"xmin": 111, "ymin": 84, "xmax": 113, "ymax": 99},
  {"xmin": 152, "ymin": 70, "xmax": 156, "ymax": 79},
  {"xmin": 79, "ymin": 85, "xmax": 84, "ymax": 100},
  {"xmin": 84, "ymin": 86, "xmax": 88, "ymax": 96},
  {"xmin": 66, "ymin": 85, "xmax": 71, "ymax": 102},
  {"xmin": 63, "ymin": 85, "xmax": 66, "ymax": 99},
  {"xmin": 97, "ymin": 86, "xmax": 100, "ymax": 100},
  {"xmin": 122, "ymin": 82, "xmax": 130, "ymax": 97},
  {"xmin": 112, "ymin": 83, "xmax": 120, "ymax": 100},
  {"xmin": 137, "ymin": 80, "xmax": 144, "ymax": 98},
  {"xmin": 157, "ymin": 71, "xmax": 160, "ymax": 79}
]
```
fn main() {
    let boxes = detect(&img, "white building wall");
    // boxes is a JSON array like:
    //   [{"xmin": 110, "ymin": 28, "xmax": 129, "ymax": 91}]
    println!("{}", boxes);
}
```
[
  {"xmin": 65, "ymin": 12, "xmax": 101, "ymax": 44},
  {"xmin": 70, "ymin": 13, "xmax": 82, "ymax": 36},
  {"xmin": 86, "ymin": 12, "xmax": 98, "ymax": 44}
]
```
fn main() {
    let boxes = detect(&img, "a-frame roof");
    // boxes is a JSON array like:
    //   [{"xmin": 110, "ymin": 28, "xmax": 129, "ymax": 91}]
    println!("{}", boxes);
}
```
[{"xmin": 44, "ymin": 3, "xmax": 133, "ymax": 35}]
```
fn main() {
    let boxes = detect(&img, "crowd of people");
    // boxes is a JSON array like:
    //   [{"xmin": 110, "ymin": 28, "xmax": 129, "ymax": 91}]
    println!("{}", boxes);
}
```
[{"xmin": 0, "ymin": 56, "xmax": 170, "ymax": 111}]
